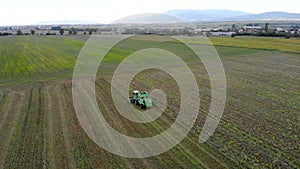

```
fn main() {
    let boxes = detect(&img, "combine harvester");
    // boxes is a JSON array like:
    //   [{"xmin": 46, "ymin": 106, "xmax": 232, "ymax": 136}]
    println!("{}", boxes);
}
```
[{"xmin": 128, "ymin": 90, "xmax": 152, "ymax": 109}]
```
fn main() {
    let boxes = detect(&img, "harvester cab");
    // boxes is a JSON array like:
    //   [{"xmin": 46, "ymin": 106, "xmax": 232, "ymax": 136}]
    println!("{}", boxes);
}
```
[{"xmin": 129, "ymin": 90, "xmax": 152, "ymax": 109}]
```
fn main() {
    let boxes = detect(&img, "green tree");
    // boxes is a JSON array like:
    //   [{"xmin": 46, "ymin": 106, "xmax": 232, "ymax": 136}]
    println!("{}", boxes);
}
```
[
  {"xmin": 88, "ymin": 29, "xmax": 93, "ymax": 35},
  {"xmin": 232, "ymin": 24, "xmax": 236, "ymax": 29},
  {"xmin": 30, "ymin": 29, "xmax": 35, "ymax": 35},
  {"xmin": 17, "ymin": 30, "xmax": 22, "ymax": 35},
  {"xmin": 59, "ymin": 29, "xmax": 64, "ymax": 35},
  {"xmin": 265, "ymin": 23, "xmax": 269, "ymax": 32}
]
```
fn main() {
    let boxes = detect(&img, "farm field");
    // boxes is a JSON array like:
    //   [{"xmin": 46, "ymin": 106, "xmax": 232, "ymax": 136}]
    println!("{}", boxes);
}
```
[
  {"xmin": 0, "ymin": 35, "xmax": 299, "ymax": 168},
  {"xmin": 186, "ymin": 36, "xmax": 300, "ymax": 54}
]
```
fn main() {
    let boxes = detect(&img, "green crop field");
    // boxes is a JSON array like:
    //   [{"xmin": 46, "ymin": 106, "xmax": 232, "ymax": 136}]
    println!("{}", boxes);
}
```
[
  {"xmin": 184, "ymin": 36, "xmax": 300, "ymax": 54},
  {"xmin": 0, "ymin": 35, "xmax": 299, "ymax": 169},
  {"xmin": 0, "ymin": 36, "xmax": 87, "ymax": 85}
]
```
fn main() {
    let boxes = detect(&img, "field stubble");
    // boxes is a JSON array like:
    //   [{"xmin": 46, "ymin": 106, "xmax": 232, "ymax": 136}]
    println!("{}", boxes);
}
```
[{"xmin": 0, "ymin": 36, "xmax": 299, "ymax": 168}]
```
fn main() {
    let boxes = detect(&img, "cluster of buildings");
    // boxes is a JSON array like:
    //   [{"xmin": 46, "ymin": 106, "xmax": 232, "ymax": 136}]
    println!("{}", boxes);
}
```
[
  {"xmin": 197, "ymin": 24, "xmax": 300, "ymax": 37},
  {"xmin": 0, "ymin": 23, "xmax": 300, "ymax": 37}
]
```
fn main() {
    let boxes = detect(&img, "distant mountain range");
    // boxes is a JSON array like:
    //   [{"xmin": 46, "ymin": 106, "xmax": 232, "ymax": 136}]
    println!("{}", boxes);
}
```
[
  {"xmin": 113, "ymin": 13, "xmax": 186, "ymax": 24},
  {"xmin": 165, "ymin": 9, "xmax": 300, "ymax": 22},
  {"xmin": 34, "ymin": 10, "xmax": 300, "ymax": 25}
]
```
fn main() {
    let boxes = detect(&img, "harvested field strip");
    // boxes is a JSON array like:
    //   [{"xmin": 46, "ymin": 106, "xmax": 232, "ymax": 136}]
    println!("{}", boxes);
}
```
[
  {"xmin": 43, "ymin": 87, "xmax": 56, "ymax": 169},
  {"xmin": 46, "ymin": 86, "xmax": 69, "ymax": 168},
  {"xmin": 2, "ymin": 89, "xmax": 29, "ymax": 169},
  {"xmin": 75, "ymin": 80, "xmax": 131, "ymax": 168},
  {"xmin": 208, "ymin": 119, "xmax": 298, "ymax": 168},
  {"xmin": 0, "ymin": 91, "xmax": 24, "ymax": 169},
  {"xmin": 0, "ymin": 92, "xmax": 15, "ymax": 129},
  {"xmin": 33, "ymin": 87, "xmax": 45, "ymax": 169},
  {"xmin": 0, "ymin": 91, "xmax": 8, "ymax": 113},
  {"xmin": 52, "ymin": 86, "xmax": 75, "ymax": 169},
  {"xmin": 95, "ymin": 78, "xmax": 229, "ymax": 168},
  {"xmin": 60, "ymin": 84, "xmax": 95, "ymax": 169},
  {"xmin": 95, "ymin": 78, "xmax": 183, "ymax": 168},
  {"xmin": 15, "ymin": 87, "xmax": 34, "ymax": 168},
  {"xmin": 17, "ymin": 86, "xmax": 44, "ymax": 168},
  {"xmin": 95, "ymin": 83, "xmax": 160, "ymax": 168},
  {"xmin": 100, "ymin": 70, "xmax": 234, "ymax": 167}
]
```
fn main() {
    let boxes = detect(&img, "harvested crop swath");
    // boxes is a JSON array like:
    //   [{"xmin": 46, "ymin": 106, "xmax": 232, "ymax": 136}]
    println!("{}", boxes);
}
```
[{"xmin": 0, "ymin": 91, "xmax": 24, "ymax": 169}]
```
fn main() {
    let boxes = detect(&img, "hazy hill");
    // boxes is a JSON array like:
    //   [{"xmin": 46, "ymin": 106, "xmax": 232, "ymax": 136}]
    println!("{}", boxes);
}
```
[
  {"xmin": 166, "ymin": 9, "xmax": 300, "ymax": 22},
  {"xmin": 166, "ymin": 9, "xmax": 250, "ymax": 22},
  {"xmin": 35, "ymin": 10, "xmax": 300, "ymax": 25},
  {"xmin": 232, "ymin": 11, "xmax": 300, "ymax": 21}
]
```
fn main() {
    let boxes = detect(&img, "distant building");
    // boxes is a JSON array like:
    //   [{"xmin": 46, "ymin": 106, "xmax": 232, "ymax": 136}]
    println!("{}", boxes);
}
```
[
  {"xmin": 51, "ymin": 26, "xmax": 61, "ymax": 31},
  {"xmin": 243, "ymin": 26, "xmax": 263, "ymax": 30},
  {"xmin": 195, "ymin": 28, "xmax": 212, "ymax": 32},
  {"xmin": 236, "ymin": 28, "xmax": 244, "ymax": 33},
  {"xmin": 211, "ymin": 31, "xmax": 235, "ymax": 36},
  {"xmin": 275, "ymin": 28, "xmax": 288, "ymax": 33}
]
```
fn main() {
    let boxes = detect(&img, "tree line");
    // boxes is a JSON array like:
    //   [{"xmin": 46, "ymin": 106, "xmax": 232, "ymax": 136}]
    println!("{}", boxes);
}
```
[{"xmin": 0, "ymin": 27, "xmax": 100, "ymax": 36}]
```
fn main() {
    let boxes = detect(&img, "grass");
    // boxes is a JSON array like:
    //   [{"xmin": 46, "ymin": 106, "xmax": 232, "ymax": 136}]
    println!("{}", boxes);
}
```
[{"xmin": 0, "ymin": 35, "xmax": 299, "ymax": 168}]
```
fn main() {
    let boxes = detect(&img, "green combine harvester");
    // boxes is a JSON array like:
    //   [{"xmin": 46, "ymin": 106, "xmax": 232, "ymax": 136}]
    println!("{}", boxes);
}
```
[{"xmin": 128, "ymin": 90, "xmax": 152, "ymax": 109}]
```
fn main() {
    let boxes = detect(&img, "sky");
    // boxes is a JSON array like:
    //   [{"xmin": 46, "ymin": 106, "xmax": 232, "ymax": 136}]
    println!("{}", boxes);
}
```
[{"xmin": 0, "ymin": 0, "xmax": 299, "ymax": 26}]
